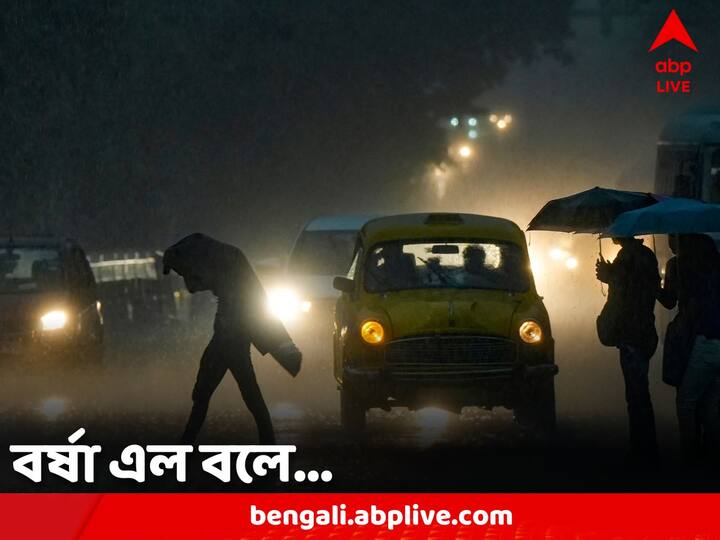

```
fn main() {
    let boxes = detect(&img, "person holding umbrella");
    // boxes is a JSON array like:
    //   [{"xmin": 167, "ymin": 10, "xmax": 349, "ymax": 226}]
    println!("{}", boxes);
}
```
[
  {"xmin": 595, "ymin": 237, "xmax": 661, "ymax": 460},
  {"xmin": 163, "ymin": 233, "xmax": 302, "ymax": 445},
  {"xmin": 528, "ymin": 186, "xmax": 663, "ymax": 459}
]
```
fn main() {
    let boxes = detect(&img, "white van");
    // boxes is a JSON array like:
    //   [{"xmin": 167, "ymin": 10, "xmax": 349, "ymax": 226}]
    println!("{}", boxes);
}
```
[{"xmin": 267, "ymin": 215, "xmax": 376, "ymax": 324}]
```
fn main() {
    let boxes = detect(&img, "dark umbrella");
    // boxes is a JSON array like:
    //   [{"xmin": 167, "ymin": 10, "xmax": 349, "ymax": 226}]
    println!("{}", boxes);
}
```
[{"xmin": 527, "ymin": 187, "xmax": 660, "ymax": 234}]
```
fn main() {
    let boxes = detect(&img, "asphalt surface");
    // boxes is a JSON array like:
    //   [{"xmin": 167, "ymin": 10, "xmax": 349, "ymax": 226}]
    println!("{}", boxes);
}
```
[{"xmin": 1, "ymin": 315, "xmax": 718, "ymax": 493}]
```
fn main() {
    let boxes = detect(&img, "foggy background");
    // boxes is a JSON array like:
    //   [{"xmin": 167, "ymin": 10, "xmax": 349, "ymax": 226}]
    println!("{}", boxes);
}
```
[{"xmin": 3, "ymin": 0, "xmax": 719, "ymax": 256}]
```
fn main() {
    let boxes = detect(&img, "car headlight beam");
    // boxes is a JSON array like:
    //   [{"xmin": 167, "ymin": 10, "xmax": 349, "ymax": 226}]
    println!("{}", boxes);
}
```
[
  {"xmin": 267, "ymin": 287, "xmax": 311, "ymax": 322},
  {"xmin": 41, "ymin": 310, "xmax": 68, "ymax": 331}
]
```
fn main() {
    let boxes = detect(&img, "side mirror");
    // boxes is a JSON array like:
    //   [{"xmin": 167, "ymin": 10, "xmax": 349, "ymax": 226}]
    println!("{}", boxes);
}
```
[{"xmin": 333, "ymin": 276, "xmax": 355, "ymax": 294}]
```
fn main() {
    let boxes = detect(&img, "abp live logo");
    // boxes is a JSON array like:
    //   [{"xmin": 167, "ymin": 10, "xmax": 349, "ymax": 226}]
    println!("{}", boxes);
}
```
[{"xmin": 650, "ymin": 9, "xmax": 697, "ymax": 94}]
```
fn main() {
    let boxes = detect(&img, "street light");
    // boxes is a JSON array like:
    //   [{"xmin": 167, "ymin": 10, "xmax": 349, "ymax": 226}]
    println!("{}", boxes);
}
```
[{"xmin": 458, "ymin": 145, "xmax": 472, "ymax": 158}]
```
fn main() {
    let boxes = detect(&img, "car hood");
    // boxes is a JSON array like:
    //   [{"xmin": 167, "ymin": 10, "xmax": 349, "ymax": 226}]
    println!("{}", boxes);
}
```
[{"xmin": 368, "ymin": 289, "xmax": 525, "ymax": 339}]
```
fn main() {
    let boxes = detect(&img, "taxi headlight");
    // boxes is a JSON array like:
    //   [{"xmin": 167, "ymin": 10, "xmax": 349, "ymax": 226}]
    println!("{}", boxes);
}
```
[
  {"xmin": 360, "ymin": 320, "xmax": 385, "ymax": 345},
  {"xmin": 519, "ymin": 320, "xmax": 543, "ymax": 344},
  {"xmin": 41, "ymin": 310, "xmax": 68, "ymax": 331}
]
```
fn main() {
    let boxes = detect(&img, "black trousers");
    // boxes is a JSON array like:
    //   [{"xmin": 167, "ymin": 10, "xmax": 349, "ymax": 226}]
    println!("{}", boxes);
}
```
[
  {"xmin": 619, "ymin": 344, "xmax": 658, "ymax": 457},
  {"xmin": 181, "ymin": 335, "xmax": 275, "ymax": 444}
]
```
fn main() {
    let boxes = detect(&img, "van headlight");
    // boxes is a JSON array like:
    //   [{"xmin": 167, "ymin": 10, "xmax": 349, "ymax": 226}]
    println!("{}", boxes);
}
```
[
  {"xmin": 267, "ymin": 288, "xmax": 311, "ymax": 322},
  {"xmin": 519, "ymin": 320, "xmax": 543, "ymax": 344},
  {"xmin": 41, "ymin": 310, "xmax": 68, "ymax": 331}
]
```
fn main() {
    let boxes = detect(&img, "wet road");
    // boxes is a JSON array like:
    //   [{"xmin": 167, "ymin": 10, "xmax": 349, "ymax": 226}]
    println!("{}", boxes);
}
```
[{"xmin": 1, "ymin": 319, "xmax": 717, "ymax": 492}]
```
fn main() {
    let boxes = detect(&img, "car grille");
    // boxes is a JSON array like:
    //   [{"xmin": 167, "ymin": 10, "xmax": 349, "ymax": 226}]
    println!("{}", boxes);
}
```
[{"xmin": 385, "ymin": 336, "xmax": 518, "ymax": 380}]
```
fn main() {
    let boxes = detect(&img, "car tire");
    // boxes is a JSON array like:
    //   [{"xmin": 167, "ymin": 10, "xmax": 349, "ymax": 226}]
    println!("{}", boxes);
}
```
[
  {"xmin": 515, "ymin": 377, "xmax": 556, "ymax": 434},
  {"xmin": 340, "ymin": 383, "xmax": 366, "ymax": 435}
]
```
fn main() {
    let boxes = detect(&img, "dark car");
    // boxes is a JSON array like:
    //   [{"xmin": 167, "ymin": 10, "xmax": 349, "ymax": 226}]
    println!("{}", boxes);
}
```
[{"xmin": 0, "ymin": 237, "xmax": 104, "ymax": 364}]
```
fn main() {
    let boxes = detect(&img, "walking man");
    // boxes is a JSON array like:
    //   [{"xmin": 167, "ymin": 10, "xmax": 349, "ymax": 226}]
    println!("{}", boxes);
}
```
[{"xmin": 163, "ymin": 233, "xmax": 301, "ymax": 444}]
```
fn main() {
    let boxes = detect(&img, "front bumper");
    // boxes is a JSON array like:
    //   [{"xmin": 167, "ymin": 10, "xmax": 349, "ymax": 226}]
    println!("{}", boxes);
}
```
[{"xmin": 342, "ymin": 363, "xmax": 557, "ymax": 410}]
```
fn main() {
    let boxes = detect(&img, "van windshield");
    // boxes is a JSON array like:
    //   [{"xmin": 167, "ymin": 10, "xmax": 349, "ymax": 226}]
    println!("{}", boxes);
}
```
[
  {"xmin": 288, "ymin": 230, "xmax": 358, "ymax": 275},
  {"xmin": 0, "ymin": 247, "xmax": 64, "ymax": 294},
  {"xmin": 364, "ymin": 240, "xmax": 530, "ymax": 293}
]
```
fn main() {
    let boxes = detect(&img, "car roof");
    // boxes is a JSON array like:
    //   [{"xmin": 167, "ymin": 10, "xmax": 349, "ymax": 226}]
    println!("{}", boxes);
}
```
[
  {"xmin": 360, "ymin": 213, "xmax": 526, "ymax": 246},
  {"xmin": 659, "ymin": 107, "xmax": 720, "ymax": 145},
  {"xmin": 304, "ymin": 214, "xmax": 378, "ymax": 232}
]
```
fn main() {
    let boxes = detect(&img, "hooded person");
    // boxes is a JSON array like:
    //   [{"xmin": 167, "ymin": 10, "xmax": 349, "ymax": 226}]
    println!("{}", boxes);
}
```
[{"xmin": 163, "ymin": 233, "xmax": 301, "ymax": 444}]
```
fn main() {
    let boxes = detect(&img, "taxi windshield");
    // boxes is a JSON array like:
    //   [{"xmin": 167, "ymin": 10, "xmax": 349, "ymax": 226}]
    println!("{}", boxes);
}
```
[
  {"xmin": 364, "ymin": 240, "xmax": 530, "ymax": 293},
  {"xmin": 0, "ymin": 246, "xmax": 64, "ymax": 294}
]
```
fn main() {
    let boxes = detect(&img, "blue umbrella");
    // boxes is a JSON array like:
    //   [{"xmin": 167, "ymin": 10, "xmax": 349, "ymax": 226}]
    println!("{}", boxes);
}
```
[{"xmin": 605, "ymin": 198, "xmax": 720, "ymax": 237}]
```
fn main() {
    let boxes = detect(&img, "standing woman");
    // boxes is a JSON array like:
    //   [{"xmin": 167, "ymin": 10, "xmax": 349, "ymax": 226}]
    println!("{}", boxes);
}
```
[{"xmin": 675, "ymin": 234, "xmax": 720, "ymax": 458}]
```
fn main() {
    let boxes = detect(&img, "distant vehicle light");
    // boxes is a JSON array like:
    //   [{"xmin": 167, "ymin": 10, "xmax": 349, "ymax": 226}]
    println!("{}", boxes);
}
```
[
  {"xmin": 519, "ymin": 320, "xmax": 543, "ymax": 344},
  {"xmin": 497, "ymin": 119, "xmax": 507, "ymax": 129},
  {"xmin": 458, "ymin": 145, "xmax": 472, "ymax": 158},
  {"xmin": 450, "ymin": 117, "xmax": 460, "ymax": 127},
  {"xmin": 549, "ymin": 248, "xmax": 566, "ymax": 260},
  {"xmin": 489, "ymin": 114, "xmax": 498, "ymax": 123},
  {"xmin": 360, "ymin": 321, "xmax": 385, "ymax": 345},
  {"xmin": 41, "ymin": 310, "xmax": 68, "ymax": 331},
  {"xmin": 565, "ymin": 257, "xmax": 579, "ymax": 270},
  {"xmin": 468, "ymin": 117, "xmax": 478, "ymax": 126},
  {"xmin": 468, "ymin": 129, "xmax": 478, "ymax": 139}
]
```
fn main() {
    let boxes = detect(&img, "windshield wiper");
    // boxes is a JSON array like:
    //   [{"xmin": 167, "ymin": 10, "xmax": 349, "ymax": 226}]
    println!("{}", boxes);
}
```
[{"xmin": 418, "ymin": 257, "xmax": 459, "ymax": 287}]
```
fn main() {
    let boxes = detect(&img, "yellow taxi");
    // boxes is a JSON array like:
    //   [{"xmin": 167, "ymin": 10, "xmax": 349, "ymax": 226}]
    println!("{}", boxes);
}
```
[{"xmin": 332, "ymin": 213, "xmax": 557, "ymax": 433}]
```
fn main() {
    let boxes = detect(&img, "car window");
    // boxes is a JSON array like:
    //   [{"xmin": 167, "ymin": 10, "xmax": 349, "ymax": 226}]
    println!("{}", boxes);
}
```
[
  {"xmin": 364, "ymin": 240, "xmax": 530, "ymax": 293},
  {"xmin": 288, "ymin": 230, "xmax": 359, "ymax": 275},
  {"xmin": 346, "ymin": 246, "xmax": 363, "ymax": 280},
  {"xmin": 0, "ymin": 246, "xmax": 64, "ymax": 293}
]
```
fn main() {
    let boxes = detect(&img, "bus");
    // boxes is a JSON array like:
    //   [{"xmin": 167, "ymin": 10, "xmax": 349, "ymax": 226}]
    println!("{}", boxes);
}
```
[{"xmin": 655, "ymin": 107, "xmax": 720, "ymax": 203}]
